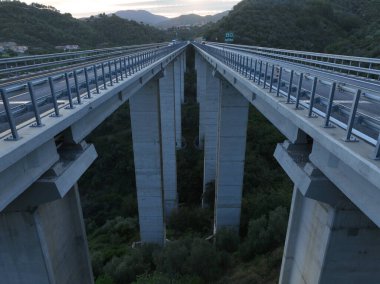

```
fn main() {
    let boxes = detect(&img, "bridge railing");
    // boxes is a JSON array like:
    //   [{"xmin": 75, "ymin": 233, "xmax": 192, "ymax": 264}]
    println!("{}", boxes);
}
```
[
  {"xmin": 208, "ymin": 42, "xmax": 380, "ymax": 80},
  {"xmin": 0, "ymin": 43, "xmax": 185, "ymax": 141},
  {"xmin": 195, "ymin": 42, "xmax": 380, "ymax": 159},
  {"xmin": 0, "ymin": 43, "xmax": 168, "ymax": 79}
]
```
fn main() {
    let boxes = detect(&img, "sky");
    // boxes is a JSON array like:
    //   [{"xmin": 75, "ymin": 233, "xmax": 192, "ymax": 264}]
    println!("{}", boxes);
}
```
[{"xmin": 24, "ymin": 0, "xmax": 241, "ymax": 18}]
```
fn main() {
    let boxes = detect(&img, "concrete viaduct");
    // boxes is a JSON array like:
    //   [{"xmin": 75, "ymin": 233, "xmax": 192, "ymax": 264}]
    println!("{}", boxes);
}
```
[{"xmin": 0, "ymin": 41, "xmax": 380, "ymax": 283}]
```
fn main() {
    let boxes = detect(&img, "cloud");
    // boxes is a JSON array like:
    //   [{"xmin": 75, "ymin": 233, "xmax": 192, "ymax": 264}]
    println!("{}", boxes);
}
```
[{"xmin": 24, "ymin": 0, "xmax": 240, "ymax": 18}]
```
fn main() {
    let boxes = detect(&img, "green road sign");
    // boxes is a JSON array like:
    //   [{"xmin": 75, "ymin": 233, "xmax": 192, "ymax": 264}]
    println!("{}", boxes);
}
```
[{"xmin": 225, "ymin": 32, "xmax": 234, "ymax": 43}]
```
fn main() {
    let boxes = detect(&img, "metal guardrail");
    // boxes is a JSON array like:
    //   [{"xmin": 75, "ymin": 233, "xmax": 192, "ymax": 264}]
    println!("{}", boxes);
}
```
[
  {"xmin": 0, "ymin": 43, "xmax": 185, "ymax": 140},
  {"xmin": 0, "ymin": 43, "xmax": 167, "ymax": 77},
  {"xmin": 208, "ymin": 42, "xmax": 380, "ymax": 80},
  {"xmin": 194, "ymin": 42, "xmax": 380, "ymax": 160}
]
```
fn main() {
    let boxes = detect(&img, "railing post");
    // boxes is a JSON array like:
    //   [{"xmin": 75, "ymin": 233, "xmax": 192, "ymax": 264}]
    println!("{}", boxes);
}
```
[
  {"xmin": 64, "ymin": 73, "xmax": 74, "ymax": 109},
  {"xmin": 253, "ymin": 59, "xmax": 258, "ymax": 82},
  {"xmin": 48, "ymin": 77, "xmax": 61, "ymax": 117},
  {"xmin": 295, "ymin": 73, "xmax": 304, "ymax": 109},
  {"xmin": 124, "ymin": 57, "xmax": 128, "ymax": 77},
  {"xmin": 269, "ymin": 64, "xmax": 275, "ymax": 92},
  {"xmin": 263, "ymin": 62, "xmax": 269, "ymax": 88},
  {"xmin": 73, "ymin": 70, "xmax": 82, "ymax": 104},
  {"xmin": 323, "ymin": 82, "xmax": 337, "ymax": 128},
  {"xmin": 108, "ymin": 61, "xmax": 113, "ymax": 86},
  {"xmin": 276, "ymin": 67, "xmax": 283, "ymax": 97},
  {"xmin": 84, "ymin": 68, "xmax": 91, "ymax": 98},
  {"xmin": 249, "ymin": 58, "xmax": 253, "ymax": 79},
  {"xmin": 114, "ymin": 60, "xmax": 119, "ymax": 83},
  {"xmin": 27, "ymin": 82, "xmax": 44, "ymax": 125},
  {"xmin": 0, "ymin": 88, "xmax": 20, "ymax": 140},
  {"xmin": 101, "ymin": 63, "xmax": 107, "ymax": 90},
  {"xmin": 344, "ymin": 89, "xmax": 361, "ymax": 142},
  {"xmin": 374, "ymin": 134, "xmax": 380, "ymax": 160},
  {"xmin": 132, "ymin": 57, "xmax": 137, "ymax": 74},
  {"xmin": 119, "ymin": 59, "xmax": 124, "ymax": 80},
  {"xmin": 93, "ymin": 65, "xmax": 100, "ymax": 94},
  {"xmin": 286, "ymin": 70, "xmax": 294, "ymax": 103},
  {"xmin": 308, "ymin": 77, "xmax": 318, "ymax": 117},
  {"xmin": 258, "ymin": 61, "xmax": 263, "ymax": 85}
]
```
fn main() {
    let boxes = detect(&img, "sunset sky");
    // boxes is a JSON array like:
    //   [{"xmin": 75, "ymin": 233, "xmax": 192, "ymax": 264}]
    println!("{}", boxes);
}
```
[{"xmin": 24, "ymin": 0, "xmax": 241, "ymax": 18}]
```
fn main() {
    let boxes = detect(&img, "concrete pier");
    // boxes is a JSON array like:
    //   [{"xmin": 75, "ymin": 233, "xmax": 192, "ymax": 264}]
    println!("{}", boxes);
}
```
[
  {"xmin": 130, "ymin": 80, "xmax": 165, "ymax": 245},
  {"xmin": 0, "ymin": 185, "xmax": 93, "ymax": 284},
  {"xmin": 197, "ymin": 54, "xmax": 207, "ymax": 148},
  {"xmin": 214, "ymin": 81, "xmax": 249, "ymax": 231},
  {"xmin": 201, "ymin": 65, "xmax": 221, "ymax": 207},
  {"xmin": 276, "ymin": 140, "xmax": 380, "ymax": 284},
  {"xmin": 174, "ymin": 57, "xmax": 183, "ymax": 148},
  {"xmin": 280, "ymin": 186, "xmax": 380, "ymax": 284},
  {"xmin": 180, "ymin": 53, "xmax": 185, "ymax": 104},
  {"xmin": 159, "ymin": 63, "xmax": 178, "ymax": 218}
]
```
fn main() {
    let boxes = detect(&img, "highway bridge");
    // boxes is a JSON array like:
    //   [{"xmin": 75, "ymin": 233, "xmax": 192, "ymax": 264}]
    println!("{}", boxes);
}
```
[{"xmin": 0, "ymin": 41, "xmax": 379, "ymax": 283}]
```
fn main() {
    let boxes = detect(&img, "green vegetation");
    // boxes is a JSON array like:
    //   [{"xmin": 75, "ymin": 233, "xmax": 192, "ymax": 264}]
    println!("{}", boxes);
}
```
[
  {"xmin": 0, "ymin": 1, "xmax": 169, "ymax": 52},
  {"xmin": 205, "ymin": 0, "xmax": 380, "ymax": 57}
]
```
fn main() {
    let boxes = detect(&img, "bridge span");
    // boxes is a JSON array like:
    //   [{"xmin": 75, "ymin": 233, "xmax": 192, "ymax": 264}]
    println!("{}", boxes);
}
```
[{"xmin": 0, "ymin": 41, "xmax": 379, "ymax": 283}]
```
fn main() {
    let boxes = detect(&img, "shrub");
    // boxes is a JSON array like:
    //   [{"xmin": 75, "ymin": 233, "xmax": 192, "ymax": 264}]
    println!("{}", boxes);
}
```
[{"xmin": 215, "ymin": 228, "xmax": 240, "ymax": 253}]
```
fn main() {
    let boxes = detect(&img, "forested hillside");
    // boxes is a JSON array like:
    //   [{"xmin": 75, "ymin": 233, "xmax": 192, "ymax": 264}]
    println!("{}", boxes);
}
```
[
  {"xmin": 0, "ymin": 2, "xmax": 168, "ymax": 52},
  {"xmin": 205, "ymin": 0, "xmax": 380, "ymax": 56}
]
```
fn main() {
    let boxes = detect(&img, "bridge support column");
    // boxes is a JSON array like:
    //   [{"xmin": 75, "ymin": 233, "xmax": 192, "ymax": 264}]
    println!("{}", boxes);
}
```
[
  {"xmin": 159, "ymin": 63, "xmax": 178, "ymax": 218},
  {"xmin": 201, "ymin": 65, "xmax": 221, "ymax": 207},
  {"xmin": 0, "ymin": 185, "xmax": 93, "ymax": 284},
  {"xmin": 180, "ymin": 53, "xmax": 185, "ymax": 104},
  {"xmin": 197, "ymin": 54, "xmax": 207, "ymax": 148},
  {"xmin": 130, "ymin": 80, "xmax": 165, "ymax": 245},
  {"xmin": 275, "ymin": 140, "xmax": 380, "ymax": 284},
  {"xmin": 174, "ymin": 57, "xmax": 183, "ymax": 149},
  {"xmin": 214, "ymin": 81, "xmax": 249, "ymax": 231}
]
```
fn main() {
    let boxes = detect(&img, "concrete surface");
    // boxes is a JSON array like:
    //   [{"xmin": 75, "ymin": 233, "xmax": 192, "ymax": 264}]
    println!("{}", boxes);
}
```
[
  {"xmin": 214, "ymin": 81, "xmax": 249, "ymax": 232},
  {"xmin": 159, "ymin": 63, "xmax": 178, "ymax": 218},
  {"xmin": 0, "ymin": 186, "xmax": 93, "ymax": 284},
  {"xmin": 130, "ymin": 80, "xmax": 165, "ymax": 245}
]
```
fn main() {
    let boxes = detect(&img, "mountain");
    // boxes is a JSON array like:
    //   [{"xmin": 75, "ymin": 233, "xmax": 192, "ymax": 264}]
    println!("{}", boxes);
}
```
[
  {"xmin": 0, "ymin": 2, "xmax": 168, "ymax": 52},
  {"xmin": 157, "ymin": 11, "xmax": 229, "ymax": 29},
  {"xmin": 204, "ymin": 0, "xmax": 380, "ymax": 57},
  {"xmin": 113, "ymin": 10, "xmax": 168, "ymax": 25}
]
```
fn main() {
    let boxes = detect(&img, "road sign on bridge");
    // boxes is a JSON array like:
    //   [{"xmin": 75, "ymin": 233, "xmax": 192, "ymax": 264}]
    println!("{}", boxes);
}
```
[{"xmin": 225, "ymin": 32, "xmax": 234, "ymax": 43}]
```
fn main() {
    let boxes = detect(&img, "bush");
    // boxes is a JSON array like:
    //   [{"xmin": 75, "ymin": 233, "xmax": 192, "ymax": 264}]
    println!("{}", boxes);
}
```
[
  {"xmin": 133, "ymin": 272, "xmax": 202, "ymax": 284},
  {"xmin": 168, "ymin": 207, "xmax": 212, "ymax": 236},
  {"xmin": 103, "ymin": 249, "xmax": 148, "ymax": 284},
  {"xmin": 187, "ymin": 239, "xmax": 221, "ymax": 282},
  {"xmin": 215, "ymin": 228, "xmax": 240, "ymax": 253},
  {"xmin": 154, "ymin": 239, "xmax": 191, "ymax": 276},
  {"xmin": 95, "ymin": 275, "xmax": 115, "ymax": 284},
  {"xmin": 239, "ymin": 206, "xmax": 288, "ymax": 261}
]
